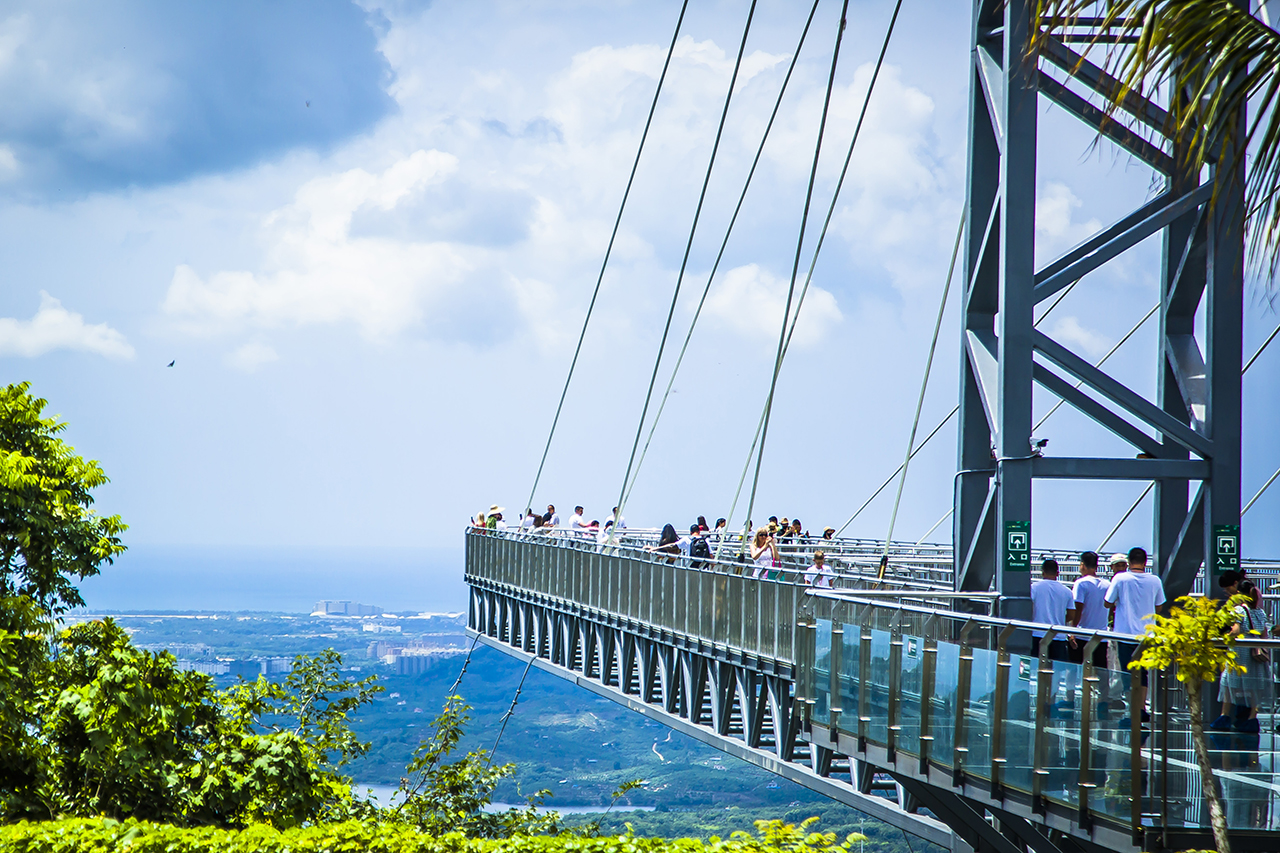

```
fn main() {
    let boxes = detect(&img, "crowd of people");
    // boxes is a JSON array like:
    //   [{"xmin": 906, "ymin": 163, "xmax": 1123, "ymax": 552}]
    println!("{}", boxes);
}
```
[
  {"xmin": 1031, "ymin": 548, "xmax": 1277, "ymax": 731},
  {"xmin": 471, "ymin": 505, "xmax": 843, "ymax": 586}
]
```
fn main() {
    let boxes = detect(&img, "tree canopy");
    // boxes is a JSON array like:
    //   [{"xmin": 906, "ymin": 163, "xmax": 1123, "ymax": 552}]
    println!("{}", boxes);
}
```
[{"xmin": 0, "ymin": 382, "xmax": 126, "ymax": 614}]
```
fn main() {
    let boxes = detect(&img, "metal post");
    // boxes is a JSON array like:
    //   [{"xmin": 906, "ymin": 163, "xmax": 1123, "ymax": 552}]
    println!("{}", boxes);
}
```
[{"xmin": 991, "ymin": 622, "xmax": 1018, "ymax": 799}]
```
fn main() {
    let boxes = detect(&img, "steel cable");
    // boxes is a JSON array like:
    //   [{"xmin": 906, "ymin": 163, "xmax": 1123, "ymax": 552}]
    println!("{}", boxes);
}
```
[
  {"xmin": 882, "ymin": 211, "xmax": 966, "ymax": 558},
  {"xmin": 722, "ymin": 0, "xmax": 913, "ymax": 554},
  {"xmin": 523, "ymin": 1, "xmax": 690, "ymax": 518},
  {"xmin": 832, "ymin": 277, "xmax": 1082, "ymax": 537},
  {"xmin": 743, "ymin": 0, "xmax": 861, "ymax": 545},
  {"xmin": 610, "ymin": 0, "xmax": 761, "ymax": 542},
  {"xmin": 619, "ymin": 0, "xmax": 826, "ymax": 509}
]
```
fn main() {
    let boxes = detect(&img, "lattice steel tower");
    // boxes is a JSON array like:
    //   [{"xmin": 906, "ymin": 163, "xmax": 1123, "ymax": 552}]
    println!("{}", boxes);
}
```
[{"xmin": 954, "ymin": 0, "xmax": 1245, "ymax": 616}]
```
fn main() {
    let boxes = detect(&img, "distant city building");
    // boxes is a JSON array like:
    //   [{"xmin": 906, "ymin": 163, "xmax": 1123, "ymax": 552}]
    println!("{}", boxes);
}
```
[
  {"xmin": 312, "ymin": 600, "xmax": 384, "ymax": 617},
  {"xmin": 362, "ymin": 623, "xmax": 401, "ymax": 634},
  {"xmin": 177, "ymin": 660, "xmax": 230, "ymax": 676},
  {"xmin": 139, "ymin": 642, "xmax": 215, "ymax": 659}
]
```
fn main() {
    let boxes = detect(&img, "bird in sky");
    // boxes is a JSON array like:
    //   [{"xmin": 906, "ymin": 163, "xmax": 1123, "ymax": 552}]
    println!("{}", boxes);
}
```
[
  {"xmin": 305, "ymin": 100, "xmax": 310, "ymax": 107},
  {"xmin": 167, "ymin": 360, "xmax": 175, "ymax": 367}
]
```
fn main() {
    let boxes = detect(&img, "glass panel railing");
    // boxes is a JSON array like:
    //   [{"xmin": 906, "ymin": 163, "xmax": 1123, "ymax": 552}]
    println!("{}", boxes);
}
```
[
  {"xmin": 1001, "ymin": 652, "xmax": 1037, "ymax": 794},
  {"xmin": 1085, "ymin": 664, "xmax": 1135, "ymax": 824},
  {"xmin": 814, "ymin": 619, "xmax": 832, "ymax": 727},
  {"xmin": 897, "ymin": 634, "xmax": 924, "ymax": 756},
  {"xmin": 1040, "ymin": 657, "xmax": 1081, "ymax": 809},
  {"xmin": 867, "ymin": 628, "xmax": 892, "ymax": 746},
  {"xmin": 743, "ymin": 580, "xmax": 760, "ymax": 653},
  {"xmin": 962, "ymin": 647, "xmax": 997, "ymax": 780},
  {"xmin": 838, "ymin": 624, "xmax": 860, "ymax": 735},
  {"xmin": 932, "ymin": 640, "xmax": 960, "ymax": 768}
]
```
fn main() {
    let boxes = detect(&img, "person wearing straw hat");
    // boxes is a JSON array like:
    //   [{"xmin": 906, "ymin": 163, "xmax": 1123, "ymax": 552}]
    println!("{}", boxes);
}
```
[{"xmin": 487, "ymin": 505, "xmax": 506, "ymax": 531}]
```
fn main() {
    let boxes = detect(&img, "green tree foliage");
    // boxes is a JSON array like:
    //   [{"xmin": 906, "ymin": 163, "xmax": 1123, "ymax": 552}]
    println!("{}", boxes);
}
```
[
  {"xmin": 395, "ymin": 695, "xmax": 558, "ymax": 838},
  {"xmin": 0, "ymin": 815, "xmax": 869, "ymax": 853},
  {"xmin": 1036, "ymin": 1, "xmax": 1280, "ymax": 276},
  {"xmin": 0, "ymin": 614, "xmax": 382, "ymax": 829},
  {"xmin": 1130, "ymin": 594, "xmax": 1252, "ymax": 853},
  {"xmin": 0, "ymin": 383, "xmax": 126, "ymax": 615}
]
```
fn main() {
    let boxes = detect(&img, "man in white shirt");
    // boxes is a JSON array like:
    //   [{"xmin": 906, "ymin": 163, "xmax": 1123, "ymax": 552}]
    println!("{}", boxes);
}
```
[
  {"xmin": 544, "ymin": 505, "xmax": 560, "ymax": 530},
  {"xmin": 569, "ymin": 506, "xmax": 589, "ymax": 535},
  {"xmin": 1031, "ymin": 558, "xmax": 1074, "ymax": 660},
  {"xmin": 1104, "ymin": 546, "xmax": 1166, "ymax": 723},
  {"xmin": 1068, "ymin": 551, "xmax": 1111, "ymax": 661},
  {"xmin": 605, "ymin": 507, "xmax": 626, "ymax": 530},
  {"xmin": 520, "ymin": 508, "xmax": 536, "ymax": 531},
  {"xmin": 1067, "ymin": 551, "xmax": 1111, "ymax": 710}
]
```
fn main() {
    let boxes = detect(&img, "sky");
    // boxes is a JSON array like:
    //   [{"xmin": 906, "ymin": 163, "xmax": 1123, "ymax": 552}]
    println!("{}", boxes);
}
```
[{"xmin": 2, "ymin": 0, "xmax": 1277, "ymax": 613}]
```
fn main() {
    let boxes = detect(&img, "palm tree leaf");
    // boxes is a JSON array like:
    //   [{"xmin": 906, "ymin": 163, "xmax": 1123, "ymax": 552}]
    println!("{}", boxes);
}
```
[{"xmin": 1036, "ymin": 0, "xmax": 1280, "ymax": 279}]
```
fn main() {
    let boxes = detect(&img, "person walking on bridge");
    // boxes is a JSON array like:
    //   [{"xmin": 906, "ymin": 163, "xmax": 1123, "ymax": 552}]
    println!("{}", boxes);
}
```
[
  {"xmin": 1032, "ymin": 559, "xmax": 1074, "ymax": 713},
  {"xmin": 805, "ymin": 550, "xmax": 835, "ymax": 589},
  {"xmin": 1104, "ymin": 547, "xmax": 1166, "ymax": 724},
  {"xmin": 1031, "ymin": 559, "xmax": 1073, "ymax": 661},
  {"xmin": 1068, "ymin": 551, "xmax": 1112, "ymax": 713}
]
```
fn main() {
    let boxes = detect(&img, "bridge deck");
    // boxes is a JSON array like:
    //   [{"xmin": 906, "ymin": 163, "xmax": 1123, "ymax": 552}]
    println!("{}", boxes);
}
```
[{"xmin": 465, "ymin": 529, "xmax": 1280, "ymax": 853}]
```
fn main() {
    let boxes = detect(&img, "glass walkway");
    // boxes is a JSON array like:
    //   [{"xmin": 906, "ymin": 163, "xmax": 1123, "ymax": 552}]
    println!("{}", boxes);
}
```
[{"xmin": 465, "ymin": 528, "xmax": 1280, "ymax": 853}]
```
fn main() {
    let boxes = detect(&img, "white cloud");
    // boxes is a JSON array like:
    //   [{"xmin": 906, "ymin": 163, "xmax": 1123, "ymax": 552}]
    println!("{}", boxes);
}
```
[
  {"xmin": 1049, "ymin": 315, "xmax": 1110, "ymax": 359},
  {"xmin": 0, "ymin": 291, "xmax": 134, "ymax": 359},
  {"xmin": 1036, "ymin": 182, "xmax": 1104, "ymax": 263},
  {"xmin": 161, "ymin": 149, "xmax": 469, "ymax": 340},
  {"xmin": 225, "ymin": 341, "xmax": 279, "ymax": 372},
  {"xmin": 703, "ymin": 263, "xmax": 841, "ymax": 348},
  {"xmin": 0, "ymin": 144, "xmax": 17, "ymax": 179}
]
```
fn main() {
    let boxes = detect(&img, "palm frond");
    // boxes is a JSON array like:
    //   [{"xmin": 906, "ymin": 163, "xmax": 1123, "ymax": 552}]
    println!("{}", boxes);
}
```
[{"xmin": 1035, "ymin": 0, "xmax": 1280, "ymax": 280}]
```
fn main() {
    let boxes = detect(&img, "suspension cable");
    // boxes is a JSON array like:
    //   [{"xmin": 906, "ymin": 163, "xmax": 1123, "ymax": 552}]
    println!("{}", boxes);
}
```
[
  {"xmin": 882, "ymin": 211, "xmax": 966, "ymax": 557},
  {"xmin": 1099, "ymin": 312, "xmax": 1280, "ymax": 543},
  {"xmin": 523, "ymin": 1, "xmax": 690, "ymax": 517},
  {"xmin": 831, "ymin": 278, "xmax": 1082, "ymax": 538},
  {"xmin": 487, "ymin": 655, "xmax": 536, "ymax": 766},
  {"xmin": 1243, "ymin": 319, "xmax": 1280, "ymax": 374},
  {"xmin": 900, "ymin": 300, "xmax": 1157, "ymax": 546},
  {"xmin": 610, "ymin": 0, "xmax": 761, "ymax": 542},
  {"xmin": 744, "ymin": 0, "xmax": 890, "ymax": 541},
  {"xmin": 620, "ymin": 0, "xmax": 825, "ymax": 508},
  {"xmin": 1033, "ymin": 302, "xmax": 1159, "ymax": 432}
]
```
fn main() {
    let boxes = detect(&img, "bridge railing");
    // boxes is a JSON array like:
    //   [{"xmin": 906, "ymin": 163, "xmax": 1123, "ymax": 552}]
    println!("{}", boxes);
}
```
[
  {"xmin": 466, "ymin": 529, "xmax": 997, "ymax": 666},
  {"xmin": 797, "ymin": 592, "xmax": 1280, "ymax": 834}
]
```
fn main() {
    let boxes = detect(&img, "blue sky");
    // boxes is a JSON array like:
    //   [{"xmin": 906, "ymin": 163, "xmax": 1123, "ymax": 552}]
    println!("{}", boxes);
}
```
[{"xmin": 2, "ymin": 0, "xmax": 1277, "ymax": 612}]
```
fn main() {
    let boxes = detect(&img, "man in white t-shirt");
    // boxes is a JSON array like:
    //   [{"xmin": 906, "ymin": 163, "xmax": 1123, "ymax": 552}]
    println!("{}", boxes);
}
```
[
  {"xmin": 568, "ymin": 506, "xmax": 587, "ymax": 535},
  {"xmin": 1104, "ymin": 546, "xmax": 1166, "ymax": 723},
  {"xmin": 605, "ymin": 507, "xmax": 626, "ymax": 530},
  {"xmin": 1067, "ymin": 551, "xmax": 1111, "ymax": 709},
  {"xmin": 1068, "ymin": 551, "xmax": 1111, "ymax": 660},
  {"xmin": 1031, "ymin": 558, "xmax": 1074, "ymax": 660}
]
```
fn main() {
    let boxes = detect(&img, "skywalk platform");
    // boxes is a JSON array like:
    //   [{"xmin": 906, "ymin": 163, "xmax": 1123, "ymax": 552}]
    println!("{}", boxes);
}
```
[{"xmin": 465, "ymin": 528, "xmax": 1280, "ymax": 853}]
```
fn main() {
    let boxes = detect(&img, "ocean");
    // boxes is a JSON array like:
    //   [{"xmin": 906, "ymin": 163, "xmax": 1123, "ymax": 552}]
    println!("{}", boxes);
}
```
[{"xmin": 75, "ymin": 543, "xmax": 468, "ymax": 613}]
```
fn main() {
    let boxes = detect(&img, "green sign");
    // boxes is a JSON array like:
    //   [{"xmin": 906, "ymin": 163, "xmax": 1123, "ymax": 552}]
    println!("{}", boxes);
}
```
[
  {"xmin": 1004, "ymin": 520, "xmax": 1031, "ymax": 573},
  {"xmin": 1213, "ymin": 524, "xmax": 1240, "ymax": 575},
  {"xmin": 906, "ymin": 638, "xmax": 919, "ymax": 659}
]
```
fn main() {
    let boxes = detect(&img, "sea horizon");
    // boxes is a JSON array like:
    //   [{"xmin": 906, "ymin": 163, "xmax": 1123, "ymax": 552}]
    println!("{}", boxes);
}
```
[{"xmin": 75, "ymin": 543, "xmax": 468, "ymax": 614}]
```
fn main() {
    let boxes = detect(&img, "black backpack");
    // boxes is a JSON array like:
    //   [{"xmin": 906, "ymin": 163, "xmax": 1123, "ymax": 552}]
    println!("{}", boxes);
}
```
[{"xmin": 689, "ymin": 535, "xmax": 711, "ymax": 566}]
